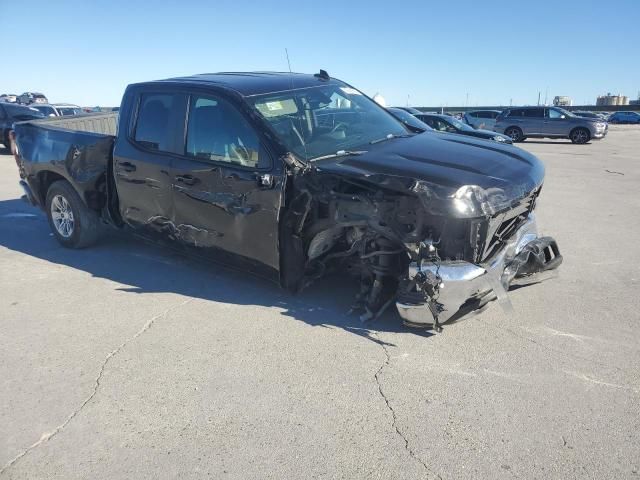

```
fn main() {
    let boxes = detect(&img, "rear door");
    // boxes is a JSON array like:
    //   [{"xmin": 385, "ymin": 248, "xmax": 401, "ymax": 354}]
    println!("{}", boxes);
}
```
[
  {"xmin": 113, "ymin": 89, "xmax": 187, "ymax": 236},
  {"xmin": 521, "ymin": 108, "xmax": 545, "ymax": 135},
  {"xmin": 170, "ymin": 92, "xmax": 284, "ymax": 275}
]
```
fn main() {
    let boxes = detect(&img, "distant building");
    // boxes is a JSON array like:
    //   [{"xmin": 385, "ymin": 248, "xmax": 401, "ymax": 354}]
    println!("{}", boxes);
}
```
[
  {"xmin": 596, "ymin": 94, "xmax": 629, "ymax": 106},
  {"xmin": 553, "ymin": 96, "xmax": 572, "ymax": 107}
]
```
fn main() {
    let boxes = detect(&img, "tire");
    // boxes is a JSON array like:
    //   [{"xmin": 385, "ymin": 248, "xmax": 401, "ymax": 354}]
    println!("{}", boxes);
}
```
[
  {"xmin": 570, "ymin": 127, "xmax": 590, "ymax": 144},
  {"xmin": 505, "ymin": 127, "xmax": 524, "ymax": 142},
  {"xmin": 45, "ymin": 180, "xmax": 100, "ymax": 248}
]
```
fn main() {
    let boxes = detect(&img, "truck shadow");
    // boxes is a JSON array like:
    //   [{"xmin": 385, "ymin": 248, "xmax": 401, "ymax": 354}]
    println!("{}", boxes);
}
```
[{"xmin": 0, "ymin": 198, "xmax": 435, "ymax": 344}]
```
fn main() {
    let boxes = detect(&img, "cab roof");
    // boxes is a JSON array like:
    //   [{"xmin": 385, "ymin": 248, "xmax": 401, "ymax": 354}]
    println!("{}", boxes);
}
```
[{"xmin": 142, "ymin": 71, "xmax": 343, "ymax": 97}]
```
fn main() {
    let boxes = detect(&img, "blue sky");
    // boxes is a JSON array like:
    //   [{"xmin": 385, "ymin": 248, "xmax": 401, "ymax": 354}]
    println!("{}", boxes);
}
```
[{"xmin": 2, "ymin": 0, "xmax": 638, "ymax": 107}]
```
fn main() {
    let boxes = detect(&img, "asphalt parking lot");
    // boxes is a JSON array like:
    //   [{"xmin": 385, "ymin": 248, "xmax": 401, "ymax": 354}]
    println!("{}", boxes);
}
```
[{"xmin": 1, "ymin": 126, "xmax": 639, "ymax": 479}]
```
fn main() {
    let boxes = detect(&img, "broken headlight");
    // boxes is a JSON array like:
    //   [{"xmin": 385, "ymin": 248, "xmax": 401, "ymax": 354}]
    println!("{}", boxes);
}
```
[{"xmin": 452, "ymin": 185, "xmax": 510, "ymax": 218}]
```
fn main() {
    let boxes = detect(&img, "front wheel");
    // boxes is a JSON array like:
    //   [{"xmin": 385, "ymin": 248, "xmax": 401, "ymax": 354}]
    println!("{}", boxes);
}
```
[
  {"xmin": 505, "ymin": 127, "xmax": 524, "ymax": 142},
  {"xmin": 46, "ymin": 180, "xmax": 100, "ymax": 248},
  {"xmin": 570, "ymin": 128, "xmax": 590, "ymax": 144}
]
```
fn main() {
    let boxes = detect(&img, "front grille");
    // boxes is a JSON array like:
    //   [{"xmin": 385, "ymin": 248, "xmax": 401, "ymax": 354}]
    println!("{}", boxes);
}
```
[{"xmin": 478, "ymin": 188, "xmax": 539, "ymax": 262}]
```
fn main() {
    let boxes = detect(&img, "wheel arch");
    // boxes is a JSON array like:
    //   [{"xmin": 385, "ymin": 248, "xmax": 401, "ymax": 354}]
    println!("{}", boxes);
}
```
[{"xmin": 569, "ymin": 126, "xmax": 591, "ymax": 143}]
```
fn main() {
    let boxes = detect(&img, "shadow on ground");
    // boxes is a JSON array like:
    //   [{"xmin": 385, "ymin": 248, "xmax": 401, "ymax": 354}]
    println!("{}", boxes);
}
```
[{"xmin": 0, "ymin": 198, "xmax": 435, "ymax": 345}]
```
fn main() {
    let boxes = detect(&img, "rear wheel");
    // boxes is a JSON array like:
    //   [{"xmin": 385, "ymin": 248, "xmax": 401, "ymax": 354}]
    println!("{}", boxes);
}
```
[
  {"xmin": 505, "ymin": 127, "xmax": 524, "ymax": 142},
  {"xmin": 570, "ymin": 128, "xmax": 590, "ymax": 144},
  {"xmin": 46, "ymin": 180, "xmax": 100, "ymax": 248}
]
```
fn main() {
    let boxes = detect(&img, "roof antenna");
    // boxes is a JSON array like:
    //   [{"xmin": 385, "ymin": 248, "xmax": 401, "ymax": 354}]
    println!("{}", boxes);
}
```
[
  {"xmin": 285, "ymin": 48, "xmax": 292, "ymax": 74},
  {"xmin": 314, "ymin": 69, "xmax": 330, "ymax": 81}
]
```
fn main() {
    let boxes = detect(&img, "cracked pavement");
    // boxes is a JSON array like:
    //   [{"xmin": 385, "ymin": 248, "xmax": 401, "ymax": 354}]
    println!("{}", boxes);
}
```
[{"xmin": 1, "ymin": 126, "xmax": 639, "ymax": 479}]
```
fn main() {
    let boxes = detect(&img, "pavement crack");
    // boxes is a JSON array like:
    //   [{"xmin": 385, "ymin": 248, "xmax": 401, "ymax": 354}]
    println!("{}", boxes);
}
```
[
  {"xmin": 372, "ymin": 332, "xmax": 441, "ymax": 479},
  {"xmin": 0, "ymin": 298, "xmax": 193, "ymax": 476}
]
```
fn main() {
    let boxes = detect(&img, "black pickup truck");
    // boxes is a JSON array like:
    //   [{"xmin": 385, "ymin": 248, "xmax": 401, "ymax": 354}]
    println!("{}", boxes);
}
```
[{"xmin": 12, "ymin": 71, "xmax": 561, "ymax": 330}]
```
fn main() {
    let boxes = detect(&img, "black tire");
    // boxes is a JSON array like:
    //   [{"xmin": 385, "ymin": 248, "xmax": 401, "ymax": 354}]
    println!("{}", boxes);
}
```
[
  {"xmin": 570, "ymin": 127, "xmax": 590, "ymax": 144},
  {"xmin": 505, "ymin": 127, "xmax": 524, "ymax": 142},
  {"xmin": 45, "ymin": 180, "xmax": 100, "ymax": 248}
]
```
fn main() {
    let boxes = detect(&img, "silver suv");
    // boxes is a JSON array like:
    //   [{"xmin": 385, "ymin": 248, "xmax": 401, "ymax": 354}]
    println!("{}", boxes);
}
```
[{"xmin": 494, "ymin": 106, "xmax": 608, "ymax": 144}]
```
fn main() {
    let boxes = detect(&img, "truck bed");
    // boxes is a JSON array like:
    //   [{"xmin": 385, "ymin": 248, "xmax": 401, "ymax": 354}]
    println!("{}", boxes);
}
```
[
  {"xmin": 14, "ymin": 113, "xmax": 117, "ymax": 212},
  {"xmin": 27, "ymin": 112, "xmax": 119, "ymax": 135}
]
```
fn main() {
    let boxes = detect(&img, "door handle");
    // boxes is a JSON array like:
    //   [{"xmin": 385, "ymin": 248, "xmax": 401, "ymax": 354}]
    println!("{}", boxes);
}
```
[
  {"xmin": 119, "ymin": 161, "xmax": 136, "ymax": 172},
  {"xmin": 175, "ymin": 174, "xmax": 198, "ymax": 186}
]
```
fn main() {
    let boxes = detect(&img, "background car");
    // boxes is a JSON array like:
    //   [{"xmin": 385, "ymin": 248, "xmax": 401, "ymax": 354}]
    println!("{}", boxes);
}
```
[
  {"xmin": 0, "ymin": 103, "xmax": 44, "ymax": 149},
  {"xmin": 415, "ymin": 113, "xmax": 512, "ymax": 143},
  {"xmin": 572, "ymin": 110, "xmax": 606, "ymax": 120},
  {"xmin": 387, "ymin": 107, "xmax": 433, "ymax": 132},
  {"xmin": 607, "ymin": 111, "xmax": 640, "ymax": 124},
  {"xmin": 494, "ymin": 106, "xmax": 608, "ymax": 144},
  {"xmin": 393, "ymin": 106, "xmax": 423, "ymax": 115},
  {"xmin": 30, "ymin": 103, "xmax": 83, "ymax": 117},
  {"xmin": 464, "ymin": 110, "xmax": 502, "ymax": 130},
  {"xmin": 53, "ymin": 103, "xmax": 83, "ymax": 116},
  {"xmin": 30, "ymin": 104, "xmax": 58, "ymax": 116},
  {"xmin": 17, "ymin": 92, "xmax": 48, "ymax": 105},
  {"xmin": 0, "ymin": 94, "xmax": 18, "ymax": 103}
]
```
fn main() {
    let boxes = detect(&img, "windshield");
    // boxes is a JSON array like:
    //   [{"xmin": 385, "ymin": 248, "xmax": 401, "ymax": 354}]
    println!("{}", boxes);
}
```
[
  {"xmin": 249, "ymin": 84, "xmax": 407, "ymax": 161},
  {"xmin": 388, "ymin": 108, "xmax": 431, "ymax": 131},
  {"xmin": 58, "ymin": 107, "xmax": 81, "ymax": 116},
  {"xmin": 446, "ymin": 116, "xmax": 474, "ymax": 131},
  {"xmin": 34, "ymin": 105, "xmax": 56, "ymax": 115},
  {"xmin": 554, "ymin": 107, "xmax": 575, "ymax": 117}
]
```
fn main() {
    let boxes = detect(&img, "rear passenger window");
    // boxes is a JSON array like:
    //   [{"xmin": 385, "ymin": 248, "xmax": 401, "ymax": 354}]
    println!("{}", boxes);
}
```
[
  {"xmin": 524, "ymin": 108, "xmax": 544, "ymax": 118},
  {"xmin": 507, "ymin": 109, "xmax": 524, "ymax": 117},
  {"xmin": 134, "ymin": 93, "xmax": 179, "ymax": 153},
  {"xmin": 186, "ymin": 95, "xmax": 263, "ymax": 168}
]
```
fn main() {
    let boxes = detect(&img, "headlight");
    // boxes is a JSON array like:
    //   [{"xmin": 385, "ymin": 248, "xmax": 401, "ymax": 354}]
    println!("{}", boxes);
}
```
[
  {"xmin": 452, "ymin": 185, "xmax": 511, "ymax": 218},
  {"xmin": 493, "ymin": 135, "xmax": 507, "ymax": 142}
]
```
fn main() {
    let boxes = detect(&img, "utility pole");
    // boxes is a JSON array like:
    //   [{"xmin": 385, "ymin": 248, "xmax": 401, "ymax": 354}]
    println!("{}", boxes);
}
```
[
  {"xmin": 537, "ymin": 91, "xmax": 541, "ymax": 106},
  {"xmin": 465, "ymin": 92, "xmax": 469, "ymax": 108},
  {"xmin": 544, "ymin": 87, "xmax": 548, "ymax": 106},
  {"xmin": 510, "ymin": 98, "xmax": 513, "ymax": 106}
]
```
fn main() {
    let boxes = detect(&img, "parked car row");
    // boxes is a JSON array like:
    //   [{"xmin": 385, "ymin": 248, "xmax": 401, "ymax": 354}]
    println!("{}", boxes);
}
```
[
  {"xmin": 1, "ymin": 92, "xmax": 49, "ymax": 105},
  {"xmin": 0, "ymin": 103, "xmax": 44, "ymax": 149},
  {"xmin": 397, "ymin": 106, "xmax": 616, "ymax": 144}
]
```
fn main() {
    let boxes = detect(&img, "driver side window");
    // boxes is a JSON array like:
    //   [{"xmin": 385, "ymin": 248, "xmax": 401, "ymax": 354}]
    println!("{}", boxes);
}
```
[
  {"xmin": 548, "ymin": 108, "xmax": 564, "ymax": 119},
  {"xmin": 186, "ymin": 96, "xmax": 262, "ymax": 168}
]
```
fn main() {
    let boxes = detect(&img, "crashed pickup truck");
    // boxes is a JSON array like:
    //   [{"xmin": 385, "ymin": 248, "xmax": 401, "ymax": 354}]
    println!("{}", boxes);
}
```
[{"xmin": 12, "ymin": 71, "xmax": 561, "ymax": 330}]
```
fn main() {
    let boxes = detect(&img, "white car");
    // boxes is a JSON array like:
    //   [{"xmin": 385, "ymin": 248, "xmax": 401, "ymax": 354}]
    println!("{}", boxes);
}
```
[{"xmin": 29, "ymin": 103, "xmax": 82, "ymax": 117}]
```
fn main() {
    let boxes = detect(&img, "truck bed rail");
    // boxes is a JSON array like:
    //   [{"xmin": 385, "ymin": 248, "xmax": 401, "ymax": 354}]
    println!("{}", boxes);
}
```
[{"xmin": 26, "ymin": 112, "xmax": 118, "ymax": 136}]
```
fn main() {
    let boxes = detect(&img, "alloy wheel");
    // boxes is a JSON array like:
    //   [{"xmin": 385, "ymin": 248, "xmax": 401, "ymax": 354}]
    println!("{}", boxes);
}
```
[{"xmin": 50, "ymin": 194, "xmax": 75, "ymax": 238}]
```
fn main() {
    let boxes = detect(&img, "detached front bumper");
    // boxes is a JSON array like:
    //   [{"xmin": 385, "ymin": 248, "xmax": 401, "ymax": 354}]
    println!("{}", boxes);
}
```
[{"xmin": 396, "ymin": 214, "xmax": 562, "ymax": 327}]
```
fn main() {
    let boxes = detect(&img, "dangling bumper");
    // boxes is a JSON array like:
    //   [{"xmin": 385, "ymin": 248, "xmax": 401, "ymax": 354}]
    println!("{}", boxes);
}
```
[{"xmin": 396, "ymin": 214, "xmax": 562, "ymax": 327}]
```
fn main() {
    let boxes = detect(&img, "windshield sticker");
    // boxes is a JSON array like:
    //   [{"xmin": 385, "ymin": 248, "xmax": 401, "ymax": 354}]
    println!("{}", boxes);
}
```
[
  {"xmin": 265, "ymin": 101, "xmax": 283, "ymax": 111},
  {"xmin": 340, "ymin": 87, "xmax": 362, "ymax": 96}
]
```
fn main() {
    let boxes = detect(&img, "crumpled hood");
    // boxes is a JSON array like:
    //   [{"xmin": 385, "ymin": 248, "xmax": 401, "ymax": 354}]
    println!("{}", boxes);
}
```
[{"xmin": 313, "ymin": 132, "xmax": 545, "ymax": 205}]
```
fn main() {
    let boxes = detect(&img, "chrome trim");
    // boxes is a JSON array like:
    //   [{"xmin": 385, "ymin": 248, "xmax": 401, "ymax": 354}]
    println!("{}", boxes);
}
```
[{"xmin": 396, "ymin": 213, "xmax": 544, "ymax": 326}]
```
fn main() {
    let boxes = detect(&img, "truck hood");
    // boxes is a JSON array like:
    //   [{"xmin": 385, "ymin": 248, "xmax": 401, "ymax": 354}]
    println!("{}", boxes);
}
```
[{"xmin": 313, "ymin": 131, "xmax": 545, "ymax": 215}]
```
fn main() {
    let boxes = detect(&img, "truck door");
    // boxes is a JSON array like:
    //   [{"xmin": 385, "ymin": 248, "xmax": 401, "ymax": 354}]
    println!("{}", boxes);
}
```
[
  {"xmin": 113, "ymin": 91, "xmax": 187, "ymax": 236},
  {"xmin": 170, "ymin": 94, "xmax": 284, "ymax": 275}
]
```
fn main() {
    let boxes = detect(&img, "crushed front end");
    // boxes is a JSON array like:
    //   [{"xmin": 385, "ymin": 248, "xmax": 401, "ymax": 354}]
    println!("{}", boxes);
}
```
[{"xmin": 396, "ymin": 187, "xmax": 562, "ymax": 331}]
